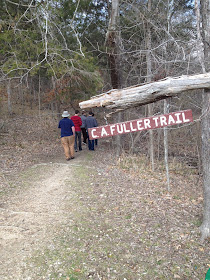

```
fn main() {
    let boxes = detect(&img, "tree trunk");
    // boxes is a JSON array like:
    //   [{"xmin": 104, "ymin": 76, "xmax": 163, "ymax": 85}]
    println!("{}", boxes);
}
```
[
  {"xmin": 115, "ymin": 111, "xmax": 122, "ymax": 157},
  {"xmin": 105, "ymin": 0, "xmax": 122, "ymax": 89},
  {"xmin": 164, "ymin": 99, "xmax": 170, "ymax": 192},
  {"xmin": 148, "ymin": 104, "xmax": 154, "ymax": 169},
  {"xmin": 195, "ymin": 0, "xmax": 206, "ymax": 73},
  {"xmin": 146, "ymin": 0, "xmax": 154, "ymax": 170},
  {"xmin": 200, "ymin": 0, "xmax": 210, "ymax": 241},
  {"xmin": 106, "ymin": 0, "xmax": 123, "ymax": 156},
  {"xmin": 52, "ymin": 76, "xmax": 60, "ymax": 120},
  {"xmin": 38, "ymin": 73, "xmax": 41, "ymax": 117},
  {"xmin": 79, "ymin": 72, "xmax": 210, "ymax": 111},
  {"xmin": 29, "ymin": 76, "xmax": 33, "ymax": 110},
  {"xmin": 7, "ymin": 80, "xmax": 12, "ymax": 115},
  {"xmin": 200, "ymin": 90, "xmax": 210, "ymax": 241}
]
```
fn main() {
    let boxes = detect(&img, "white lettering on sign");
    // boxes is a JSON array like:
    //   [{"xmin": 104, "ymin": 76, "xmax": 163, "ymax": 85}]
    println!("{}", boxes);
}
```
[
  {"xmin": 160, "ymin": 116, "xmax": 167, "ymax": 126},
  {"xmin": 182, "ymin": 112, "xmax": 190, "ymax": 122},
  {"xmin": 130, "ymin": 122, "xmax": 137, "ymax": 132},
  {"xmin": 110, "ymin": 125, "xmax": 115, "ymax": 135},
  {"xmin": 168, "ymin": 114, "xmax": 175, "ymax": 125},
  {"xmin": 137, "ymin": 120, "xmax": 143, "ymax": 130},
  {"xmin": 101, "ymin": 127, "xmax": 109, "ymax": 137},
  {"xmin": 123, "ymin": 123, "xmax": 130, "ymax": 133},
  {"xmin": 117, "ymin": 124, "xmax": 124, "ymax": 133},
  {"xmin": 88, "ymin": 110, "xmax": 193, "ymax": 140},
  {"xmin": 153, "ymin": 117, "xmax": 159, "ymax": 126},
  {"xmin": 91, "ymin": 128, "xmax": 99, "ymax": 139},
  {"xmin": 174, "ymin": 113, "xmax": 182, "ymax": 123},
  {"xmin": 144, "ymin": 118, "xmax": 151, "ymax": 129}
]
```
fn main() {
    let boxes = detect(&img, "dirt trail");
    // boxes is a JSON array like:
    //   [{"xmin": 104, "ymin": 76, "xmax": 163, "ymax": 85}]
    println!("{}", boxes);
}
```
[
  {"xmin": 0, "ymin": 148, "xmax": 209, "ymax": 280},
  {"xmin": 0, "ymin": 159, "xmax": 76, "ymax": 279}
]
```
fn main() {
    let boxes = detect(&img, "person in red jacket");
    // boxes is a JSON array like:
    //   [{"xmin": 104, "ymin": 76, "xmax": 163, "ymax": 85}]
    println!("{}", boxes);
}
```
[{"xmin": 71, "ymin": 110, "xmax": 82, "ymax": 152}]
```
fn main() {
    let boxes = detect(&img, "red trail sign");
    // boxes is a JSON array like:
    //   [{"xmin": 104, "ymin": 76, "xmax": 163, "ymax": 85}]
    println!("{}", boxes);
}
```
[{"xmin": 88, "ymin": 109, "xmax": 193, "ymax": 140}]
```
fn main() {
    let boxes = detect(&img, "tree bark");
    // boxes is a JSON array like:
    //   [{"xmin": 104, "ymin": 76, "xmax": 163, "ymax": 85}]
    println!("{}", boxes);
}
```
[
  {"xmin": 79, "ymin": 72, "xmax": 210, "ymax": 111},
  {"xmin": 200, "ymin": 89, "xmax": 210, "ymax": 241},
  {"xmin": 195, "ymin": 0, "xmax": 206, "ymax": 73},
  {"xmin": 105, "ymin": 0, "xmax": 123, "ymax": 156},
  {"xmin": 146, "ymin": 0, "xmax": 154, "ymax": 170},
  {"xmin": 164, "ymin": 99, "xmax": 170, "ymax": 192},
  {"xmin": 7, "ymin": 80, "xmax": 12, "ymax": 115},
  {"xmin": 38, "ymin": 73, "xmax": 41, "ymax": 118},
  {"xmin": 200, "ymin": 0, "xmax": 210, "ymax": 241},
  {"xmin": 105, "ymin": 0, "xmax": 122, "ymax": 89}
]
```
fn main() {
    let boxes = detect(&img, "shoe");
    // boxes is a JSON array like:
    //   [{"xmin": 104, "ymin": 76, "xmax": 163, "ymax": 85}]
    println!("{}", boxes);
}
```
[
  {"xmin": 66, "ymin": 158, "xmax": 71, "ymax": 161},
  {"xmin": 75, "ymin": 149, "xmax": 78, "ymax": 152},
  {"xmin": 71, "ymin": 157, "xmax": 74, "ymax": 159},
  {"xmin": 83, "ymin": 142, "xmax": 87, "ymax": 145},
  {"xmin": 79, "ymin": 148, "xmax": 82, "ymax": 151}
]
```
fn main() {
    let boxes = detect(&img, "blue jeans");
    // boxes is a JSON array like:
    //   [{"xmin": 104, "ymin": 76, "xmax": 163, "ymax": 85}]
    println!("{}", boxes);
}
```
[{"xmin": 87, "ymin": 131, "xmax": 95, "ymax": 150}]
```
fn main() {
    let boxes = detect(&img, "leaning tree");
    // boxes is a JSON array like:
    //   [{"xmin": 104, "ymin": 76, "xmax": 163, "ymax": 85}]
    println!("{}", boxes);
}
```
[
  {"xmin": 199, "ymin": 0, "xmax": 210, "ymax": 241},
  {"xmin": 79, "ymin": 0, "xmax": 210, "ymax": 241}
]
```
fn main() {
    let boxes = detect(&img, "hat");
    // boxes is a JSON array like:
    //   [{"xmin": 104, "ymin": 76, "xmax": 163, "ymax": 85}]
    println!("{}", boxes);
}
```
[{"xmin": 62, "ymin": 111, "xmax": 70, "ymax": 117}]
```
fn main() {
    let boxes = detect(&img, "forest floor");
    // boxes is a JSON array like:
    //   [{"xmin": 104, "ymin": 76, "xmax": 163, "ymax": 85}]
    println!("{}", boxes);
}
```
[{"xmin": 0, "ymin": 111, "xmax": 209, "ymax": 280}]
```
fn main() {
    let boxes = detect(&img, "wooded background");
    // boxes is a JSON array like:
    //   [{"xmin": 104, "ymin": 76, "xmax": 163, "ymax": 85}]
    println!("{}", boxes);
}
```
[
  {"xmin": 0, "ymin": 0, "xmax": 209, "ymax": 239},
  {"xmin": 0, "ymin": 0, "xmax": 204, "ymax": 151},
  {"xmin": 0, "ymin": 0, "xmax": 202, "ymax": 112}
]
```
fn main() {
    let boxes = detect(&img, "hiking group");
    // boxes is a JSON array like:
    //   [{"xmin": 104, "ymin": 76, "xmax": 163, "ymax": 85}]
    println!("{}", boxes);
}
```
[{"xmin": 58, "ymin": 110, "xmax": 98, "ymax": 160}]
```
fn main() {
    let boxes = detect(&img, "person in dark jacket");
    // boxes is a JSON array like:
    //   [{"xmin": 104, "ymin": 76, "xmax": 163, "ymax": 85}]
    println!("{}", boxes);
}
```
[
  {"xmin": 91, "ymin": 112, "xmax": 98, "ymax": 147},
  {"xmin": 85, "ymin": 111, "xmax": 98, "ymax": 151},
  {"xmin": 81, "ymin": 110, "xmax": 88, "ymax": 144},
  {"xmin": 71, "ymin": 110, "xmax": 82, "ymax": 152},
  {"xmin": 58, "ymin": 111, "xmax": 75, "ymax": 160}
]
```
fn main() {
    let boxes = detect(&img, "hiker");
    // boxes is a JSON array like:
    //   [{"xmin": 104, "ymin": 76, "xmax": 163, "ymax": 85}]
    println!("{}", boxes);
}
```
[
  {"xmin": 58, "ymin": 111, "xmax": 75, "ymax": 161},
  {"xmin": 91, "ymin": 112, "xmax": 98, "ymax": 147},
  {"xmin": 80, "ymin": 110, "xmax": 88, "ymax": 145},
  {"xmin": 71, "ymin": 110, "xmax": 82, "ymax": 152},
  {"xmin": 85, "ymin": 111, "xmax": 98, "ymax": 151}
]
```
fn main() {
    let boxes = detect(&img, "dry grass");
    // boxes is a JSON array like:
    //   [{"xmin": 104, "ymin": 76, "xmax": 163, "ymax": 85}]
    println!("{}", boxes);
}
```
[
  {"xmin": 0, "ymin": 109, "xmax": 209, "ymax": 280},
  {"xmin": 24, "ymin": 150, "xmax": 209, "ymax": 280}
]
